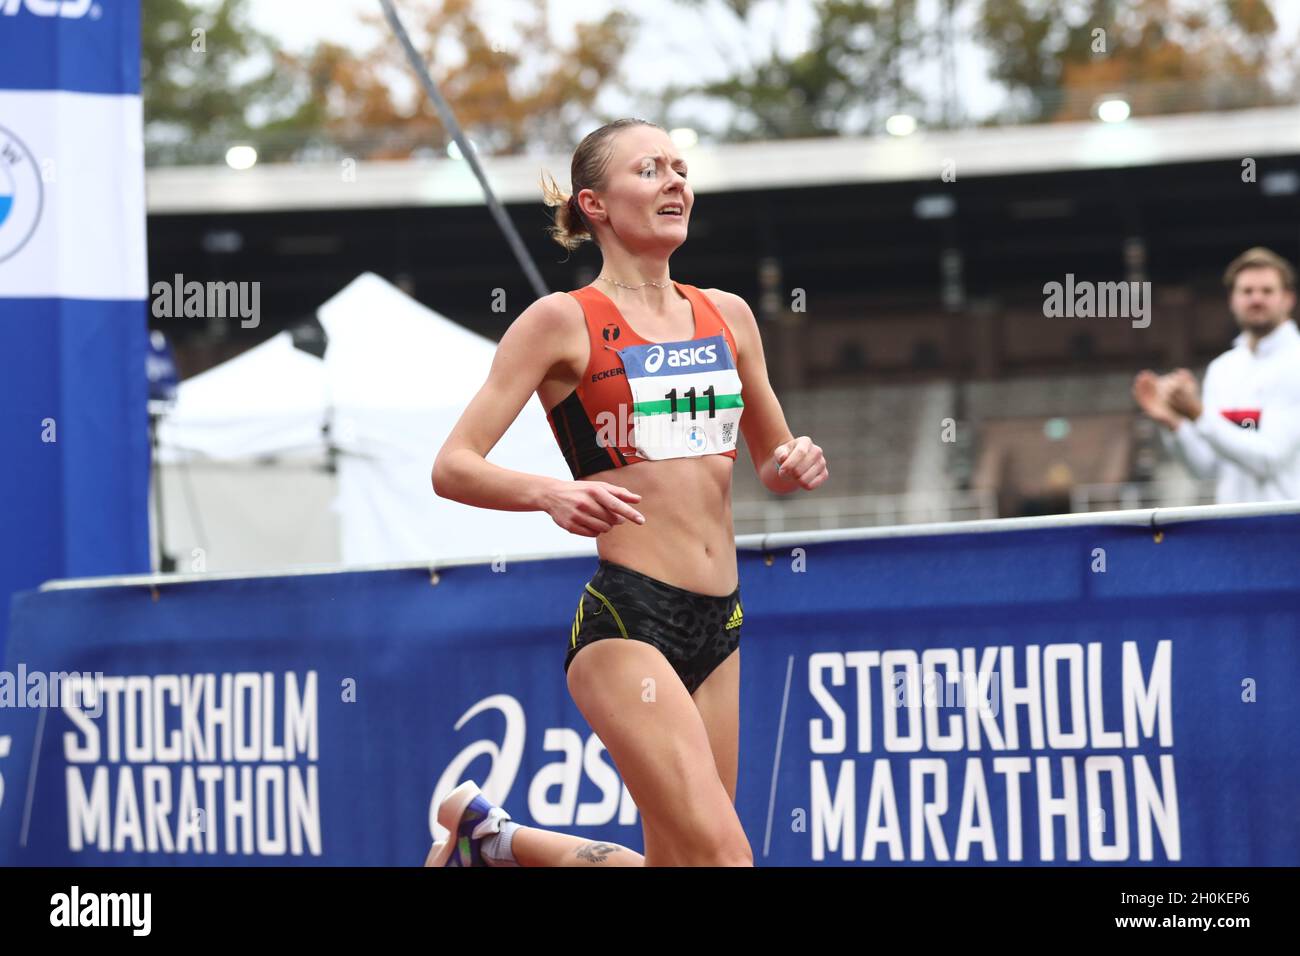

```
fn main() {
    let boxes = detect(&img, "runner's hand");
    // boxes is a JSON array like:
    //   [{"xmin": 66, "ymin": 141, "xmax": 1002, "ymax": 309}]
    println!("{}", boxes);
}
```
[
  {"xmin": 774, "ymin": 436, "xmax": 828, "ymax": 490},
  {"xmin": 545, "ymin": 481, "xmax": 645, "ymax": 537}
]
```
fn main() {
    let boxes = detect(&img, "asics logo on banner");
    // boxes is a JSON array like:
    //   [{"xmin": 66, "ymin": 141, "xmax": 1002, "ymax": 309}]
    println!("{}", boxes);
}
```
[
  {"xmin": 1, "ymin": 0, "xmax": 96, "ymax": 17},
  {"xmin": 645, "ymin": 343, "xmax": 716, "ymax": 373},
  {"xmin": 431, "ymin": 695, "xmax": 525, "ymax": 841},
  {"xmin": 0, "ymin": 126, "xmax": 43, "ymax": 264},
  {"xmin": 430, "ymin": 694, "xmax": 637, "ymax": 839}
]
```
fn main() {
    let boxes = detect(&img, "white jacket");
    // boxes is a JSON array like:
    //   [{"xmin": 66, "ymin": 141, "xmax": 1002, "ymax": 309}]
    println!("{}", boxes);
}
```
[{"xmin": 1161, "ymin": 318, "xmax": 1300, "ymax": 503}]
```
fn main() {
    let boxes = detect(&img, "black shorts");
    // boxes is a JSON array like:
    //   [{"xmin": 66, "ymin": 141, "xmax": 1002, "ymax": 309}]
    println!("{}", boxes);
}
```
[{"xmin": 564, "ymin": 559, "xmax": 743, "ymax": 695}]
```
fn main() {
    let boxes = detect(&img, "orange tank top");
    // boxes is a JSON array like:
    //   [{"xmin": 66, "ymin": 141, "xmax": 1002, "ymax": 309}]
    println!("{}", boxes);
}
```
[{"xmin": 546, "ymin": 281, "xmax": 744, "ymax": 479}]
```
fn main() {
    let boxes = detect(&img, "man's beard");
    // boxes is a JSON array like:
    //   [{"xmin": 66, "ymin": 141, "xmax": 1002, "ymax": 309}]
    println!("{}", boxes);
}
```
[{"xmin": 1238, "ymin": 309, "xmax": 1283, "ymax": 334}]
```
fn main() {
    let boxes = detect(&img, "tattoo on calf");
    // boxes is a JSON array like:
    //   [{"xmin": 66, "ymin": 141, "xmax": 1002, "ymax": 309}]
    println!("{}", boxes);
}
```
[{"xmin": 575, "ymin": 841, "xmax": 622, "ymax": 863}]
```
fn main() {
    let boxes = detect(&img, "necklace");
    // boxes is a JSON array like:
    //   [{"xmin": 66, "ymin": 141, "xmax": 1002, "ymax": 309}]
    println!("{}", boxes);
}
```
[{"xmin": 596, "ymin": 274, "xmax": 671, "ymax": 290}]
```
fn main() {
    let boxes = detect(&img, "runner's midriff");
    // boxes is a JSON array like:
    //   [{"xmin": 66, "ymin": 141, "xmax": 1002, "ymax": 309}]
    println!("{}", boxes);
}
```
[{"xmin": 590, "ymin": 453, "xmax": 737, "ymax": 597}]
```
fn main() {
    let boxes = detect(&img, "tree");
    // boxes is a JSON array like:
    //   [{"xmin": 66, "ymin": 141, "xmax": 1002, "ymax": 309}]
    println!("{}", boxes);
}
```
[
  {"xmin": 1055, "ymin": 0, "xmax": 1282, "ymax": 119},
  {"xmin": 976, "ymin": 0, "xmax": 1287, "ymax": 123},
  {"xmin": 658, "ymin": 0, "xmax": 927, "ymax": 140},
  {"xmin": 142, "ymin": 0, "xmax": 292, "ymax": 164},
  {"xmin": 264, "ymin": 0, "xmax": 637, "ymax": 159},
  {"xmin": 142, "ymin": 0, "xmax": 637, "ymax": 163}
]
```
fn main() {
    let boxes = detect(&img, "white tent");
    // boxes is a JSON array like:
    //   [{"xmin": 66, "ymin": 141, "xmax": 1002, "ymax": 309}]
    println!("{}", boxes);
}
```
[{"xmin": 156, "ymin": 273, "xmax": 594, "ymax": 572}]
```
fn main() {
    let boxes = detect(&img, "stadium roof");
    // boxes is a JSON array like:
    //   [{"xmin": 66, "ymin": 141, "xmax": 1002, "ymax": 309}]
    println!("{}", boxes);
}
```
[{"xmin": 146, "ymin": 105, "xmax": 1300, "ymax": 215}]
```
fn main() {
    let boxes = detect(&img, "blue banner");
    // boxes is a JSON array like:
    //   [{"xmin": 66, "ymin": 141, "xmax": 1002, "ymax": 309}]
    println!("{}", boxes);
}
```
[
  {"xmin": 0, "ymin": 0, "xmax": 150, "ymax": 658},
  {"xmin": 0, "ymin": 0, "xmax": 142, "ymax": 95},
  {"xmin": 1, "ymin": 511, "xmax": 1296, "ymax": 866}
]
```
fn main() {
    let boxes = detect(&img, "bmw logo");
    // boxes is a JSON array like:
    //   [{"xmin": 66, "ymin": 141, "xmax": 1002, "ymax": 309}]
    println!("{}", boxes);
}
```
[
  {"xmin": 686, "ymin": 426, "xmax": 707, "ymax": 452},
  {"xmin": 602, "ymin": 323, "xmax": 620, "ymax": 342},
  {"xmin": 0, "ymin": 125, "xmax": 43, "ymax": 265}
]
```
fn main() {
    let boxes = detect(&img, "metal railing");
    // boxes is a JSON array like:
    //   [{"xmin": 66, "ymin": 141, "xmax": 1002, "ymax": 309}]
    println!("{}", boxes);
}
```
[
  {"xmin": 734, "ymin": 479, "xmax": 1225, "ymax": 535},
  {"xmin": 733, "ymin": 489, "xmax": 998, "ymax": 535},
  {"xmin": 43, "ymin": 501, "xmax": 1300, "ymax": 590},
  {"xmin": 1070, "ymin": 480, "xmax": 1219, "ymax": 513}
]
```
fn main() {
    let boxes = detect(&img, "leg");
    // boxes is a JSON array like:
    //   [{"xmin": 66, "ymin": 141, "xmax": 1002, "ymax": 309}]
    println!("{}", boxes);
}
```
[
  {"xmin": 690, "ymin": 647, "xmax": 740, "ymax": 803},
  {"xmin": 566, "ymin": 639, "xmax": 753, "ymax": 867},
  {"xmin": 511, "ymin": 827, "xmax": 644, "ymax": 867},
  {"xmin": 424, "ymin": 810, "xmax": 645, "ymax": 868}
]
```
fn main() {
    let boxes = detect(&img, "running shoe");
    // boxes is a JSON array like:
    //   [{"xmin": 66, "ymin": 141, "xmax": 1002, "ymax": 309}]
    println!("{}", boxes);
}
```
[
  {"xmin": 426, "ymin": 780, "xmax": 513, "ymax": 867},
  {"xmin": 423, "ymin": 839, "xmax": 446, "ymax": 867}
]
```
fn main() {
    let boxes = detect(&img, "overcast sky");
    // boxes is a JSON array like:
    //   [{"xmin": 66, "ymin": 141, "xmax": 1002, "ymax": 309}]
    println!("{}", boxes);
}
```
[{"xmin": 243, "ymin": 0, "xmax": 1300, "ymax": 139}]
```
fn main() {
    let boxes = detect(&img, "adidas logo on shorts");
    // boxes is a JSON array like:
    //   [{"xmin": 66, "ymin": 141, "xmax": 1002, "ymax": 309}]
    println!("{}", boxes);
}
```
[{"xmin": 725, "ymin": 601, "xmax": 743, "ymax": 630}]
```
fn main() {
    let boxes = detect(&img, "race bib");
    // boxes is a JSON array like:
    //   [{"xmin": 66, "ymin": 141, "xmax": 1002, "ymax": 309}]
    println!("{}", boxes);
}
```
[{"xmin": 614, "ymin": 334, "xmax": 744, "ymax": 461}]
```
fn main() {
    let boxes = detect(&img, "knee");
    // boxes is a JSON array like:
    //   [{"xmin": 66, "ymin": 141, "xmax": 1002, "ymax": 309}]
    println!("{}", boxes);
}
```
[
  {"xmin": 677, "ymin": 826, "xmax": 753, "ymax": 867},
  {"xmin": 711, "ymin": 847, "xmax": 754, "ymax": 867},
  {"xmin": 698, "ymin": 841, "xmax": 753, "ymax": 867},
  {"xmin": 714, "ymin": 838, "xmax": 754, "ymax": 867}
]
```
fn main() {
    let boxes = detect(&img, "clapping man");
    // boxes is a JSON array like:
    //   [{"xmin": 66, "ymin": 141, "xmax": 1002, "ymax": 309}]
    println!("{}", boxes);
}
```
[{"xmin": 1132, "ymin": 247, "xmax": 1300, "ymax": 503}]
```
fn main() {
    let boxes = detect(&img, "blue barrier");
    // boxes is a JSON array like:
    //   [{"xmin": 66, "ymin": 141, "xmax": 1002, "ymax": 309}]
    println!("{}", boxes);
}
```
[{"xmin": 1, "ymin": 504, "xmax": 1297, "ymax": 865}]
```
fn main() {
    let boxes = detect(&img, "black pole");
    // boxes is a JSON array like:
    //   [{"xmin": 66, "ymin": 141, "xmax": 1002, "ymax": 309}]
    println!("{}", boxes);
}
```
[
  {"xmin": 149, "ymin": 408, "xmax": 176, "ymax": 573},
  {"xmin": 377, "ymin": 0, "xmax": 550, "ymax": 301}
]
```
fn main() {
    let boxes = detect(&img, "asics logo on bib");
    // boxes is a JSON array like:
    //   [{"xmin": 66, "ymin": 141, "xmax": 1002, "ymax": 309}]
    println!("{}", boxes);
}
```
[
  {"xmin": 645, "ymin": 342, "xmax": 717, "ymax": 373},
  {"xmin": 2, "ymin": 0, "xmax": 93, "ymax": 16}
]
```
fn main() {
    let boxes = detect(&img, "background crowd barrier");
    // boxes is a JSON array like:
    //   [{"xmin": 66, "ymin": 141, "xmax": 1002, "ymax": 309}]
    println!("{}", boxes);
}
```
[{"xmin": 1, "ymin": 502, "xmax": 1297, "ymax": 866}]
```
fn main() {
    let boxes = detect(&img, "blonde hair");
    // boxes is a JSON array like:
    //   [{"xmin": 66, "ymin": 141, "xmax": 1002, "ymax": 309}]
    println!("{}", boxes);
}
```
[
  {"xmin": 1223, "ymin": 246, "xmax": 1297, "ymax": 292},
  {"xmin": 540, "ymin": 118, "xmax": 664, "ymax": 252}
]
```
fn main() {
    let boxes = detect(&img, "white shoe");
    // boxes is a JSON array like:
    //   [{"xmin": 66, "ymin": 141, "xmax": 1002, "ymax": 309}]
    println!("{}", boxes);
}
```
[{"xmin": 427, "ymin": 780, "xmax": 512, "ymax": 867}]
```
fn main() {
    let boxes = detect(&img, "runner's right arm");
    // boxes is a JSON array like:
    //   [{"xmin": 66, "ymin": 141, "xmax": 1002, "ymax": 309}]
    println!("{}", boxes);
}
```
[{"xmin": 432, "ymin": 294, "xmax": 644, "ymax": 535}]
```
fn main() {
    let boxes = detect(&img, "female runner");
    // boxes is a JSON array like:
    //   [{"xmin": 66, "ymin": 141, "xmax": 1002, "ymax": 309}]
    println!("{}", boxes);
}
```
[{"xmin": 426, "ymin": 118, "xmax": 827, "ymax": 867}]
